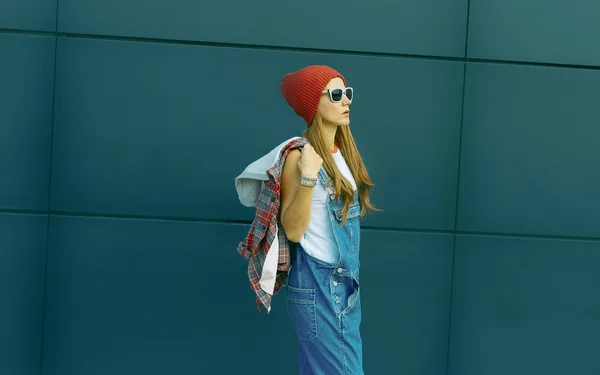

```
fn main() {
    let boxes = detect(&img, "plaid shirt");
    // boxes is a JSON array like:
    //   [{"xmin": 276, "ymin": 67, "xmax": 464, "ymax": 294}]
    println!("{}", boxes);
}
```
[{"xmin": 237, "ymin": 137, "xmax": 308, "ymax": 313}]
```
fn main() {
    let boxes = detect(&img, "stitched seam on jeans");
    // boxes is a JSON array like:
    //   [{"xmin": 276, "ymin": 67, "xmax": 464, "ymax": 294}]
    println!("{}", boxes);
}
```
[{"xmin": 339, "ymin": 314, "xmax": 347, "ymax": 375}]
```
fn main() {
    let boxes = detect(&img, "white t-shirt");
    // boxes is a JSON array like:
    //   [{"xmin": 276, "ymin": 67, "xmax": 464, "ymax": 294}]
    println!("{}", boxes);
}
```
[{"xmin": 299, "ymin": 149, "xmax": 357, "ymax": 264}]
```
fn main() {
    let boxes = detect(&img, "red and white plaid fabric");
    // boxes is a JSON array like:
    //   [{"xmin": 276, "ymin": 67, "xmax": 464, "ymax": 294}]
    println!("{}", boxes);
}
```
[{"xmin": 237, "ymin": 137, "xmax": 308, "ymax": 312}]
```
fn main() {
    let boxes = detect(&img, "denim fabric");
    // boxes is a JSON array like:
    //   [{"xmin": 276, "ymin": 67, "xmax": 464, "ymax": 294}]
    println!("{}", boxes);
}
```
[{"xmin": 286, "ymin": 167, "xmax": 363, "ymax": 375}]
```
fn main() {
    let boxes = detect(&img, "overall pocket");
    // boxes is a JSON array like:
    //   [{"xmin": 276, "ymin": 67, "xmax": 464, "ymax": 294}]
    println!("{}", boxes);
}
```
[
  {"xmin": 286, "ymin": 285, "xmax": 317, "ymax": 341},
  {"xmin": 341, "ymin": 277, "xmax": 361, "ymax": 315}
]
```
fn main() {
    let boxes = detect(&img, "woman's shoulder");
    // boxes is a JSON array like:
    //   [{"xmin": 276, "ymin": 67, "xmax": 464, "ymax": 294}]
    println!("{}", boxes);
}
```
[
  {"xmin": 284, "ymin": 148, "xmax": 302, "ymax": 167},
  {"xmin": 282, "ymin": 137, "xmax": 307, "ymax": 159}
]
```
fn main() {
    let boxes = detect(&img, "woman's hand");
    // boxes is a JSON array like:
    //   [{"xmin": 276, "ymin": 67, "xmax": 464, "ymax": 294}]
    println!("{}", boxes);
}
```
[{"xmin": 297, "ymin": 144, "xmax": 323, "ymax": 178}]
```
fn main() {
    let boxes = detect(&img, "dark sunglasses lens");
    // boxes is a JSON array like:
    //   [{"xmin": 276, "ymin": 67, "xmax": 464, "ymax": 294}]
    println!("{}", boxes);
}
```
[
  {"xmin": 330, "ymin": 89, "xmax": 343, "ymax": 102},
  {"xmin": 345, "ymin": 88, "xmax": 353, "ymax": 101}
]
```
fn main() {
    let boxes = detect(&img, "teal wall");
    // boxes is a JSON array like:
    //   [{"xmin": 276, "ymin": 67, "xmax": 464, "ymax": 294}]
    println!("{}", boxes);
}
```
[{"xmin": 1, "ymin": 0, "xmax": 599, "ymax": 374}]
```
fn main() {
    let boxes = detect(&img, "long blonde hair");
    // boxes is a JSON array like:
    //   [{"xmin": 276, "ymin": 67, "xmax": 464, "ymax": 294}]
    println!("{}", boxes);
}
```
[{"xmin": 304, "ymin": 114, "xmax": 380, "ymax": 224}]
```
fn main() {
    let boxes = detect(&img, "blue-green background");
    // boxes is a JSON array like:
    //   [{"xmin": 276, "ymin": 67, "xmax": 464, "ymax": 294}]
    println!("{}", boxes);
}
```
[{"xmin": 1, "ymin": 0, "xmax": 599, "ymax": 374}]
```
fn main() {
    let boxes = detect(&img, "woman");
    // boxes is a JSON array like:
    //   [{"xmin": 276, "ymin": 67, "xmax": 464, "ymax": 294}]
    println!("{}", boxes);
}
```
[{"xmin": 279, "ymin": 65, "xmax": 378, "ymax": 375}]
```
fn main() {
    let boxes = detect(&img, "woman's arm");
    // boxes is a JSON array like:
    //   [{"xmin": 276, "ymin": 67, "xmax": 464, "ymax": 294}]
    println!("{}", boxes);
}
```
[{"xmin": 280, "ymin": 145, "xmax": 322, "ymax": 242}]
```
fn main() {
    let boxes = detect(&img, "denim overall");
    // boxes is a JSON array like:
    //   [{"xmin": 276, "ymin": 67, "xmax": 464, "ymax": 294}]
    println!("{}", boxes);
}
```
[{"xmin": 286, "ymin": 167, "xmax": 363, "ymax": 375}]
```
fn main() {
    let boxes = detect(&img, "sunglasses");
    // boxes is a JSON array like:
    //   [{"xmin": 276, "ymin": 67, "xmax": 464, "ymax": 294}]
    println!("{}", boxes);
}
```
[{"xmin": 322, "ymin": 87, "xmax": 353, "ymax": 103}]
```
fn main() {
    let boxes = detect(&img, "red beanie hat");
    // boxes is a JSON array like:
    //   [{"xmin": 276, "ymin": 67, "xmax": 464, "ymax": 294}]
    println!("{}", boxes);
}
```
[{"xmin": 280, "ymin": 65, "xmax": 346, "ymax": 126}]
